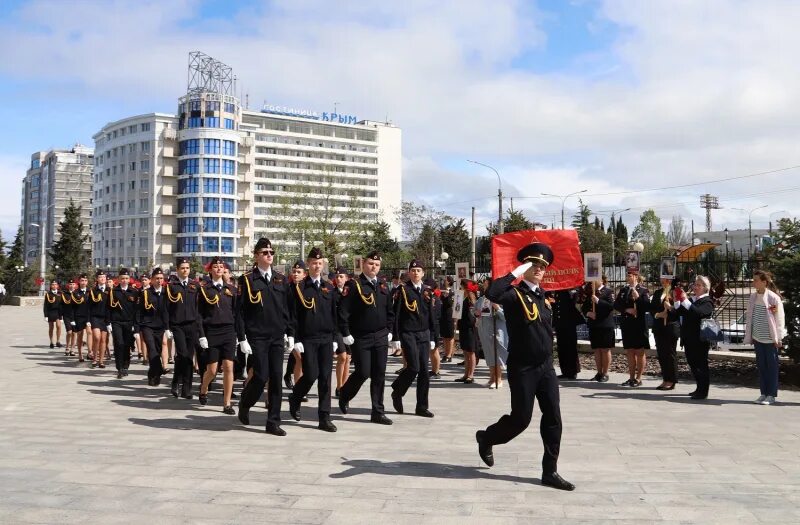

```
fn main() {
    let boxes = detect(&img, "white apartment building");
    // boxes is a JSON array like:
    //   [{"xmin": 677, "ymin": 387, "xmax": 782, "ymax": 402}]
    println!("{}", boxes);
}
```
[
  {"xmin": 21, "ymin": 145, "xmax": 94, "ymax": 267},
  {"xmin": 91, "ymin": 52, "xmax": 402, "ymax": 272}
]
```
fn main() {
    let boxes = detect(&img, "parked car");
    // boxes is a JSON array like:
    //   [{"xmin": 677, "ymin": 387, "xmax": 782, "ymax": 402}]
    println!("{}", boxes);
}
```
[{"xmin": 721, "ymin": 313, "xmax": 746, "ymax": 343}]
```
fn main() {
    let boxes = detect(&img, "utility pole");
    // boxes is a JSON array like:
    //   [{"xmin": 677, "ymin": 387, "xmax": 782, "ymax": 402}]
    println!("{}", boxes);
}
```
[
  {"xmin": 699, "ymin": 194, "xmax": 719, "ymax": 232},
  {"xmin": 470, "ymin": 207, "xmax": 476, "ymax": 271}
]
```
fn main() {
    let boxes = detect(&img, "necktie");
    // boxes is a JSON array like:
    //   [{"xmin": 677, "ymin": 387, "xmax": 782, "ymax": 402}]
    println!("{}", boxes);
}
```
[
  {"xmin": 371, "ymin": 279, "xmax": 377, "ymax": 287},
  {"xmin": 416, "ymin": 286, "xmax": 421, "ymax": 294},
  {"xmin": 217, "ymin": 283, "xmax": 223, "ymax": 291},
  {"xmin": 183, "ymin": 281, "xmax": 187, "ymax": 287},
  {"xmin": 314, "ymin": 280, "xmax": 319, "ymax": 289}
]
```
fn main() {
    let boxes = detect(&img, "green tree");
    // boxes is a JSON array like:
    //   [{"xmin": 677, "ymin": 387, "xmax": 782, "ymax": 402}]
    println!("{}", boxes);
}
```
[
  {"xmin": 631, "ymin": 209, "xmax": 669, "ymax": 259},
  {"xmin": 486, "ymin": 209, "xmax": 534, "ymax": 235},
  {"xmin": 0, "ymin": 230, "xmax": 7, "ymax": 269},
  {"xmin": 48, "ymin": 199, "xmax": 89, "ymax": 279},
  {"xmin": 570, "ymin": 199, "xmax": 591, "ymax": 230},
  {"xmin": 440, "ymin": 218, "xmax": 471, "ymax": 263},
  {"xmin": 2, "ymin": 225, "xmax": 34, "ymax": 294},
  {"xmin": 771, "ymin": 218, "xmax": 800, "ymax": 362}
]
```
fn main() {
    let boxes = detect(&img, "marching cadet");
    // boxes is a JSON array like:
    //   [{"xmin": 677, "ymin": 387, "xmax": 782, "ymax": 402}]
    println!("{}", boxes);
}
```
[
  {"xmin": 70, "ymin": 274, "xmax": 91, "ymax": 363},
  {"xmin": 390, "ymin": 260, "xmax": 438, "ymax": 418},
  {"xmin": 166, "ymin": 258, "xmax": 203, "ymax": 399},
  {"xmin": 137, "ymin": 268, "xmax": 170, "ymax": 386},
  {"xmin": 106, "ymin": 269, "xmax": 139, "ymax": 379},
  {"xmin": 337, "ymin": 250, "xmax": 395, "ymax": 425},
  {"xmin": 236, "ymin": 238, "xmax": 295, "ymax": 436},
  {"xmin": 288, "ymin": 248, "xmax": 339, "ymax": 432},
  {"xmin": 284, "ymin": 261, "xmax": 307, "ymax": 390},
  {"xmin": 197, "ymin": 257, "xmax": 238, "ymax": 414},
  {"xmin": 43, "ymin": 280, "xmax": 63, "ymax": 349},
  {"xmin": 476, "ymin": 242, "xmax": 575, "ymax": 491},
  {"xmin": 88, "ymin": 270, "xmax": 111, "ymax": 368},
  {"xmin": 61, "ymin": 281, "xmax": 76, "ymax": 356},
  {"xmin": 333, "ymin": 267, "xmax": 350, "ymax": 397}
]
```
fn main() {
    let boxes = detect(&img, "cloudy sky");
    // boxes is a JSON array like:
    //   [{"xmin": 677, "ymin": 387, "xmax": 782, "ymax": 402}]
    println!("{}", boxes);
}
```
[{"xmin": 1, "ymin": 0, "xmax": 799, "ymax": 243}]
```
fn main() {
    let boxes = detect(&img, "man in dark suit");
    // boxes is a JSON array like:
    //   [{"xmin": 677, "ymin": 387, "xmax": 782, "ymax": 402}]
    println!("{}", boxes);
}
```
[{"xmin": 476, "ymin": 242, "xmax": 574, "ymax": 491}]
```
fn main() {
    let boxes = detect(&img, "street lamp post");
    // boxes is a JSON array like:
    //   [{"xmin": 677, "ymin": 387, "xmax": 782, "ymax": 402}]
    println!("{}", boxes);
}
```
[
  {"xmin": 14, "ymin": 265, "xmax": 25, "ymax": 296},
  {"xmin": 732, "ymin": 205, "xmax": 767, "ymax": 254},
  {"xmin": 541, "ymin": 189, "xmax": 588, "ymax": 229},
  {"xmin": 768, "ymin": 210, "xmax": 789, "ymax": 234},
  {"xmin": 467, "ymin": 160, "xmax": 503, "ymax": 234}
]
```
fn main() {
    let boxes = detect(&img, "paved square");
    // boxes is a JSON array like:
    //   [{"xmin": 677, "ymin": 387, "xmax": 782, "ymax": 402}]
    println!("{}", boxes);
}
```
[{"xmin": 1, "ymin": 306, "xmax": 800, "ymax": 524}]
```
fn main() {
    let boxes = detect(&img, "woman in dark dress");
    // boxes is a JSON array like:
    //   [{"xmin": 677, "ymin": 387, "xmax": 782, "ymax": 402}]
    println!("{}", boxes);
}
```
[
  {"xmin": 614, "ymin": 271, "xmax": 650, "ymax": 387},
  {"xmin": 651, "ymin": 278, "xmax": 680, "ymax": 390},
  {"xmin": 455, "ymin": 281, "xmax": 478, "ymax": 384},
  {"xmin": 675, "ymin": 276, "xmax": 715, "ymax": 400},
  {"xmin": 582, "ymin": 275, "xmax": 615, "ymax": 382}
]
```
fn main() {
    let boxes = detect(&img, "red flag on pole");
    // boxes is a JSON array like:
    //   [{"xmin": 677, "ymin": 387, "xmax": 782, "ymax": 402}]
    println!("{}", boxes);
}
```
[{"xmin": 491, "ymin": 229, "xmax": 584, "ymax": 291}]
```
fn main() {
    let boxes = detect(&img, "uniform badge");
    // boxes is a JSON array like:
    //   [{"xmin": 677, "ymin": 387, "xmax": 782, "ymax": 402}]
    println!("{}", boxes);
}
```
[{"xmin": 224, "ymin": 288, "xmax": 233, "ymax": 296}]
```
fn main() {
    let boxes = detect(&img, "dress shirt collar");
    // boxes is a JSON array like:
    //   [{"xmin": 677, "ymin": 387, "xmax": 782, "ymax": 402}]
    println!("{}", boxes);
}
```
[
  {"xmin": 257, "ymin": 265, "xmax": 272, "ymax": 281},
  {"xmin": 523, "ymin": 279, "xmax": 539, "ymax": 293}
]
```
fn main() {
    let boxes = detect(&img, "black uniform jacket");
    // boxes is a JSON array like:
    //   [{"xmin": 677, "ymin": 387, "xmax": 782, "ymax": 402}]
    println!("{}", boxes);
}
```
[
  {"xmin": 106, "ymin": 286, "xmax": 140, "ymax": 324},
  {"xmin": 614, "ymin": 284, "xmax": 650, "ymax": 327},
  {"xmin": 166, "ymin": 276, "xmax": 202, "ymax": 332},
  {"xmin": 292, "ymin": 275, "xmax": 338, "ymax": 343},
  {"xmin": 88, "ymin": 286, "xmax": 110, "ymax": 320},
  {"xmin": 135, "ymin": 287, "xmax": 170, "ymax": 333},
  {"xmin": 60, "ymin": 291, "xmax": 73, "ymax": 321},
  {"xmin": 581, "ymin": 285, "xmax": 615, "ymax": 329},
  {"xmin": 235, "ymin": 267, "xmax": 294, "ymax": 341},
  {"xmin": 392, "ymin": 281, "xmax": 438, "ymax": 337},
  {"xmin": 338, "ymin": 273, "xmax": 394, "ymax": 338},
  {"xmin": 43, "ymin": 290, "xmax": 63, "ymax": 317},
  {"xmin": 676, "ymin": 295, "xmax": 715, "ymax": 347},
  {"xmin": 70, "ymin": 288, "xmax": 91, "ymax": 321},
  {"xmin": 198, "ymin": 278, "xmax": 236, "ymax": 335},
  {"xmin": 487, "ymin": 273, "xmax": 554, "ymax": 368}
]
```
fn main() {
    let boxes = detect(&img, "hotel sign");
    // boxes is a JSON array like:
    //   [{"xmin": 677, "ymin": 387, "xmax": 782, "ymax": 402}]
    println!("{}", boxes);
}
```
[{"xmin": 261, "ymin": 104, "xmax": 358, "ymax": 124}]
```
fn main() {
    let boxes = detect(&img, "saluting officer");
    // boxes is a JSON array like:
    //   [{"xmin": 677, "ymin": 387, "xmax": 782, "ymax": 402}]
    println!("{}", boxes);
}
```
[
  {"xmin": 288, "ymin": 247, "xmax": 339, "ymax": 432},
  {"xmin": 106, "ymin": 268, "xmax": 139, "ymax": 379},
  {"xmin": 137, "ymin": 268, "xmax": 170, "ymax": 386},
  {"xmin": 88, "ymin": 270, "xmax": 111, "ymax": 368},
  {"xmin": 197, "ymin": 257, "xmax": 238, "ymax": 414},
  {"xmin": 236, "ymin": 238, "xmax": 295, "ymax": 436},
  {"xmin": 166, "ymin": 258, "xmax": 203, "ymax": 399},
  {"xmin": 337, "ymin": 250, "xmax": 395, "ymax": 425},
  {"xmin": 43, "ymin": 280, "xmax": 63, "ymax": 349},
  {"xmin": 70, "ymin": 274, "xmax": 91, "ymax": 363},
  {"xmin": 390, "ymin": 260, "xmax": 438, "ymax": 418},
  {"xmin": 476, "ymin": 242, "xmax": 575, "ymax": 491}
]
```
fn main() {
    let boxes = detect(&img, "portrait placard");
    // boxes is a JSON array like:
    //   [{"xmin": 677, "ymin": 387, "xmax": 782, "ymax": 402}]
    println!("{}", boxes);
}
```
[
  {"xmin": 660, "ymin": 256, "xmax": 676, "ymax": 280},
  {"xmin": 584, "ymin": 252, "xmax": 602, "ymax": 282}
]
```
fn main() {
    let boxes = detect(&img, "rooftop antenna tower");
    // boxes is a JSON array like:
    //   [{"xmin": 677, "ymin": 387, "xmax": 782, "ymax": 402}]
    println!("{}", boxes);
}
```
[
  {"xmin": 700, "ymin": 193, "xmax": 719, "ymax": 232},
  {"xmin": 187, "ymin": 51, "xmax": 236, "ymax": 97}
]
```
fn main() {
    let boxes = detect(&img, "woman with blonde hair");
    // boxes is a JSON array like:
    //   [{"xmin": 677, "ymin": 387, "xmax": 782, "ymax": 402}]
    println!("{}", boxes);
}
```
[{"xmin": 744, "ymin": 270, "xmax": 786, "ymax": 405}]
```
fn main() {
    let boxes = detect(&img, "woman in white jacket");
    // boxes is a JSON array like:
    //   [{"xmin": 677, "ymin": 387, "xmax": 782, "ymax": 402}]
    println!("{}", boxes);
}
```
[{"xmin": 744, "ymin": 270, "xmax": 787, "ymax": 405}]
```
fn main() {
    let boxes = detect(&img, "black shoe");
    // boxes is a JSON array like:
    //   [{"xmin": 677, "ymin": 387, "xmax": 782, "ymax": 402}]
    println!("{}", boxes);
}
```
[
  {"xmin": 370, "ymin": 414, "xmax": 393, "ymax": 425},
  {"xmin": 199, "ymin": 394, "xmax": 208, "ymax": 406},
  {"xmin": 335, "ymin": 388, "xmax": 340, "ymax": 398},
  {"xmin": 600, "ymin": 375, "xmax": 609, "ymax": 383},
  {"xmin": 631, "ymin": 379, "xmax": 642, "ymax": 387},
  {"xmin": 318, "ymin": 419, "xmax": 338, "ymax": 433},
  {"xmin": 283, "ymin": 375, "xmax": 293, "ymax": 389},
  {"xmin": 464, "ymin": 377, "xmax": 474, "ymax": 384},
  {"xmin": 117, "ymin": 371, "xmax": 124, "ymax": 379},
  {"xmin": 688, "ymin": 390, "xmax": 697, "ymax": 397},
  {"xmin": 153, "ymin": 376, "xmax": 161, "ymax": 386},
  {"xmin": 265, "ymin": 423, "xmax": 286, "ymax": 436},
  {"xmin": 541, "ymin": 472, "xmax": 575, "ymax": 491},
  {"xmin": 621, "ymin": 378, "xmax": 634, "ymax": 387},
  {"xmin": 442, "ymin": 356, "xmax": 452, "ymax": 363},
  {"xmin": 415, "ymin": 408, "xmax": 434, "ymax": 418},
  {"xmin": 237, "ymin": 407, "xmax": 250, "ymax": 425},
  {"xmin": 50, "ymin": 343, "xmax": 55, "ymax": 349},
  {"xmin": 391, "ymin": 391, "xmax": 404, "ymax": 414},
  {"xmin": 289, "ymin": 395, "xmax": 301, "ymax": 421},
  {"xmin": 170, "ymin": 385, "xmax": 180, "ymax": 398},
  {"xmin": 147, "ymin": 377, "xmax": 155, "ymax": 386},
  {"xmin": 123, "ymin": 369, "xmax": 129, "ymax": 377},
  {"xmin": 395, "ymin": 367, "xmax": 405, "ymax": 375},
  {"xmin": 557, "ymin": 374, "xmax": 577, "ymax": 380},
  {"xmin": 222, "ymin": 405, "xmax": 236, "ymax": 415},
  {"xmin": 429, "ymin": 371, "xmax": 441, "ymax": 379},
  {"xmin": 56, "ymin": 342, "xmax": 62, "ymax": 348},
  {"xmin": 181, "ymin": 393, "xmax": 193, "ymax": 400},
  {"xmin": 338, "ymin": 396, "xmax": 348, "ymax": 414},
  {"xmin": 454, "ymin": 376, "xmax": 467, "ymax": 383},
  {"xmin": 593, "ymin": 373, "xmax": 602, "ymax": 381},
  {"xmin": 476, "ymin": 430, "xmax": 494, "ymax": 467}
]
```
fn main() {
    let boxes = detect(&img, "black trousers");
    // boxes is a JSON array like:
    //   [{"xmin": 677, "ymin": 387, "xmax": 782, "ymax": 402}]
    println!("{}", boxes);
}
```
[
  {"xmin": 142, "ymin": 327, "xmax": 165, "ymax": 380},
  {"xmin": 483, "ymin": 360, "xmax": 562, "ymax": 474},
  {"xmin": 240, "ymin": 337, "xmax": 284, "ymax": 427},
  {"xmin": 111, "ymin": 321, "xmax": 134, "ymax": 371},
  {"xmin": 554, "ymin": 325, "xmax": 580, "ymax": 377},
  {"xmin": 286, "ymin": 351, "xmax": 296, "ymax": 378},
  {"xmin": 171, "ymin": 323, "xmax": 198, "ymax": 395},
  {"xmin": 292, "ymin": 339, "xmax": 334, "ymax": 418},
  {"xmin": 654, "ymin": 327, "xmax": 679, "ymax": 383},
  {"xmin": 339, "ymin": 332, "xmax": 388, "ymax": 417},
  {"xmin": 685, "ymin": 341, "xmax": 711, "ymax": 396},
  {"xmin": 391, "ymin": 330, "xmax": 431, "ymax": 411}
]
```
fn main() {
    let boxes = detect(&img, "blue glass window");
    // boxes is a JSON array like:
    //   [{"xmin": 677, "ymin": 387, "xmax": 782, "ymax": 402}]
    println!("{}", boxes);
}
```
[
  {"xmin": 221, "ymin": 198, "xmax": 235, "ymax": 214},
  {"xmin": 203, "ymin": 178, "xmax": 219, "ymax": 193},
  {"xmin": 178, "ymin": 177, "xmax": 199, "ymax": 194},
  {"xmin": 179, "ymin": 158, "xmax": 199, "ymax": 175},
  {"xmin": 221, "ymin": 218, "xmax": 235, "ymax": 233},
  {"xmin": 178, "ymin": 217, "xmax": 199, "ymax": 233},
  {"xmin": 205, "ymin": 117, "xmax": 220, "ymax": 128},
  {"xmin": 224, "ymin": 102, "xmax": 236, "ymax": 113},
  {"xmin": 221, "ymin": 238, "xmax": 234, "ymax": 252},
  {"xmin": 223, "ymin": 140, "xmax": 236, "ymax": 156},
  {"xmin": 203, "ymin": 198, "xmax": 219, "ymax": 213},
  {"xmin": 188, "ymin": 117, "xmax": 202, "ymax": 128},
  {"xmin": 178, "ymin": 197, "xmax": 198, "ymax": 214},
  {"xmin": 224, "ymin": 118, "xmax": 235, "ymax": 130},
  {"xmin": 180, "ymin": 139, "xmax": 199, "ymax": 155},
  {"xmin": 204, "ymin": 139, "xmax": 220, "ymax": 155},
  {"xmin": 203, "ymin": 158, "xmax": 220, "ymax": 174},
  {"xmin": 203, "ymin": 237, "xmax": 219, "ymax": 252},
  {"xmin": 222, "ymin": 160, "xmax": 235, "ymax": 175},
  {"xmin": 203, "ymin": 217, "xmax": 219, "ymax": 232},
  {"xmin": 221, "ymin": 179, "xmax": 235, "ymax": 194},
  {"xmin": 178, "ymin": 237, "xmax": 199, "ymax": 252},
  {"xmin": 206, "ymin": 101, "xmax": 220, "ymax": 111}
]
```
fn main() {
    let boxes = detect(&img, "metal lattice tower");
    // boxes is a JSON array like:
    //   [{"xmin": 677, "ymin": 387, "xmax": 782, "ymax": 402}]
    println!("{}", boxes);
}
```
[
  {"xmin": 187, "ymin": 51, "xmax": 236, "ymax": 97},
  {"xmin": 700, "ymin": 194, "xmax": 719, "ymax": 232}
]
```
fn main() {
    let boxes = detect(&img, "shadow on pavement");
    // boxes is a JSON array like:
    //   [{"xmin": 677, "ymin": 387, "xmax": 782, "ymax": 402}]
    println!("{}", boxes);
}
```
[
  {"xmin": 330, "ymin": 458, "xmax": 539, "ymax": 485},
  {"xmin": 580, "ymin": 391, "xmax": 800, "ymax": 406}
]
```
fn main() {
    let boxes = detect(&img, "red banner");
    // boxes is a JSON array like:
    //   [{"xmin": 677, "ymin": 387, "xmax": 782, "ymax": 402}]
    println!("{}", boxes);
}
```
[{"xmin": 491, "ymin": 229, "xmax": 584, "ymax": 291}]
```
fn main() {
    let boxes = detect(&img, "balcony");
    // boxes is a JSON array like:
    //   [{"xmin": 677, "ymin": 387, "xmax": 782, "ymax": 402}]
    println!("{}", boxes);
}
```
[{"xmin": 162, "ymin": 128, "xmax": 177, "ymax": 140}]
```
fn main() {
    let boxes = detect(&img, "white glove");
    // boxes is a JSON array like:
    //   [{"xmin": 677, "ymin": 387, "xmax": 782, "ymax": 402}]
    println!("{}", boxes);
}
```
[
  {"xmin": 512, "ymin": 262, "xmax": 533, "ymax": 278},
  {"xmin": 333, "ymin": 342, "xmax": 338, "ymax": 352},
  {"xmin": 287, "ymin": 336, "xmax": 295, "ymax": 348},
  {"xmin": 198, "ymin": 337, "xmax": 209, "ymax": 349},
  {"xmin": 239, "ymin": 339, "xmax": 252, "ymax": 355},
  {"xmin": 284, "ymin": 334, "xmax": 289, "ymax": 343},
  {"xmin": 343, "ymin": 335, "xmax": 355, "ymax": 345},
  {"xmin": 388, "ymin": 332, "xmax": 393, "ymax": 342},
  {"xmin": 86, "ymin": 321, "xmax": 92, "ymax": 329},
  {"xmin": 430, "ymin": 341, "xmax": 436, "ymax": 350},
  {"xmin": 133, "ymin": 332, "xmax": 140, "ymax": 340},
  {"xmin": 165, "ymin": 330, "xmax": 173, "ymax": 340},
  {"xmin": 294, "ymin": 342, "xmax": 304, "ymax": 354},
  {"xmin": 107, "ymin": 325, "xmax": 113, "ymax": 333},
  {"xmin": 391, "ymin": 341, "xmax": 401, "ymax": 351},
  {"xmin": 44, "ymin": 316, "xmax": 48, "ymax": 321},
  {"xmin": 70, "ymin": 321, "xmax": 76, "ymax": 327}
]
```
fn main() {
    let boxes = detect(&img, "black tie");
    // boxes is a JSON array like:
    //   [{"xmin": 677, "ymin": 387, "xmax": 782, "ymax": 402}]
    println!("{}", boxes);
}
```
[
  {"xmin": 371, "ymin": 279, "xmax": 377, "ymax": 287},
  {"xmin": 217, "ymin": 284, "xmax": 223, "ymax": 291},
  {"xmin": 183, "ymin": 281, "xmax": 187, "ymax": 287},
  {"xmin": 314, "ymin": 280, "xmax": 320, "ymax": 290}
]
